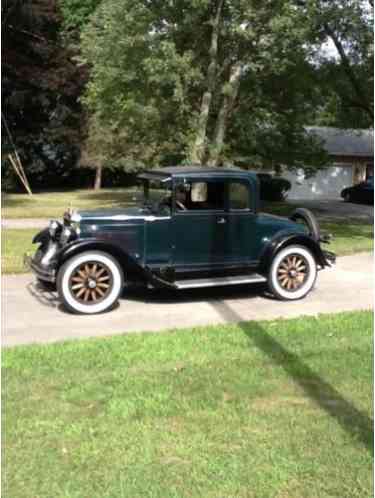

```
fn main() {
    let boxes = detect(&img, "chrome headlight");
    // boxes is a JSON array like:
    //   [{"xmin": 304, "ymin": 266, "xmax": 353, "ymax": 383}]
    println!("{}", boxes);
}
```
[
  {"xmin": 60, "ymin": 227, "xmax": 74, "ymax": 245},
  {"xmin": 71, "ymin": 221, "xmax": 81, "ymax": 235},
  {"xmin": 49, "ymin": 220, "xmax": 60, "ymax": 238}
]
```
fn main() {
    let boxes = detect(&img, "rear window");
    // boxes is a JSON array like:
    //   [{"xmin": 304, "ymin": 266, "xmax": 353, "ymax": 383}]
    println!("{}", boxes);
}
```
[{"xmin": 228, "ymin": 182, "xmax": 250, "ymax": 210}]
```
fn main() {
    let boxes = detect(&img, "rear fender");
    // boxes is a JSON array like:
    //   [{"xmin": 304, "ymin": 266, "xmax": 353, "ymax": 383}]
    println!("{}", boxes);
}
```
[{"xmin": 259, "ymin": 233, "xmax": 329, "ymax": 273}]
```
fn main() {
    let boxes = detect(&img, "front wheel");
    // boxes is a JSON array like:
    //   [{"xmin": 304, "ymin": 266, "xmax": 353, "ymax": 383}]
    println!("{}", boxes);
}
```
[
  {"xmin": 268, "ymin": 245, "xmax": 317, "ymax": 301},
  {"xmin": 57, "ymin": 251, "xmax": 124, "ymax": 314}
]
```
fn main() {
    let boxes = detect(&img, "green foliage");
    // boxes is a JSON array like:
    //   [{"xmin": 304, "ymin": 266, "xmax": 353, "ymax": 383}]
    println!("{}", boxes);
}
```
[
  {"xmin": 2, "ymin": 0, "xmax": 86, "ymax": 191},
  {"xmin": 80, "ymin": 0, "xmax": 203, "ymax": 169},
  {"xmin": 302, "ymin": 0, "xmax": 373, "ymax": 128},
  {"xmin": 81, "ymin": 0, "xmax": 334, "ymax": 170},
  {"xmin": 3, "ymin": 0, "xmax": 372, "ymax": 187},
  {"xmin": 59, "ymin": 0, "xmax": 102, "ymax": 31}
]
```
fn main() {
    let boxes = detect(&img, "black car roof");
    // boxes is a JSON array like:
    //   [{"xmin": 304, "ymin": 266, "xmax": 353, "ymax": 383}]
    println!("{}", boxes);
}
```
[{"xmin": 140, "ymin": 166, "xmax": 257, "ymax": 180}]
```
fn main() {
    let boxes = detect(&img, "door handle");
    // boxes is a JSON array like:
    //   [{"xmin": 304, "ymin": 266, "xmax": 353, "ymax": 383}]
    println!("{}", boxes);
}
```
[{"xmin": 217, "ymin": 217, "xmax": 227, "ymax": 224}]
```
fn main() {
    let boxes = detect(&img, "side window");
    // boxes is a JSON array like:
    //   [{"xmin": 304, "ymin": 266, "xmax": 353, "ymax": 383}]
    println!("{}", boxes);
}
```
[
  {"xmin": 229, "ymin": 182, "xmax": 250, "ymax": 210},
  {"xmin": 176, "ymin": 180, "xmax": 226, "ymax": 211}
]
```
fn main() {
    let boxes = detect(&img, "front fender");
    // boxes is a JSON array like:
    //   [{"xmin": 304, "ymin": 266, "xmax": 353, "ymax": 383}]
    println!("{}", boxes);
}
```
[
  {"xmin": 57, "ymin": 239, "xmax": 146, "ymax": 280},
  {"xmin": 32, "ymin": 227, "xmax": 50, "ymax": 245},
  {"xmin": 57, "ymin": 239, "xmax": 177, "ymax": 289},
  {"xmin": 259, "ymin": 232, "xmax": 331, "ymax": 274}
]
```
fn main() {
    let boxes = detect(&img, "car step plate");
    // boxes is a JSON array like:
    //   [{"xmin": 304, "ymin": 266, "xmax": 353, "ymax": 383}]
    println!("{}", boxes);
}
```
[{"xmin": 175, "ymin": 273, "xmax": 267, "ymax": 290}]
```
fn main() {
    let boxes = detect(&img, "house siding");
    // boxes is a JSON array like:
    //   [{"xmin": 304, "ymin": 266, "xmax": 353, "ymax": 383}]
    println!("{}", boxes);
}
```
[{"xmin": 283, "ymin": 156, "xmax": 373, "ymax": 200}]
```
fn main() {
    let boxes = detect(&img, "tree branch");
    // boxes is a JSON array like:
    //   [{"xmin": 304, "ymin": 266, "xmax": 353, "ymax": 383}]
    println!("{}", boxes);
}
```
[{"xmin": 324, "ymin": 22, "xmax": 373, "ymax": 120}]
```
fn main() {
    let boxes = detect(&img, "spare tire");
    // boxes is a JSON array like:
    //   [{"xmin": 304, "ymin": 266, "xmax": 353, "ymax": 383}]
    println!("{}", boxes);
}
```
[{"xmin": 290, "ymin": 208, "xmax": 320, "ymax": 241}]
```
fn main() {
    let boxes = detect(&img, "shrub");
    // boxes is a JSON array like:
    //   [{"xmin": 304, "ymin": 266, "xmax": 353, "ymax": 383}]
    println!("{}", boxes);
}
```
[{"xmin": 258, "ymin": 176, "xmax": 291, "ymax": 201}]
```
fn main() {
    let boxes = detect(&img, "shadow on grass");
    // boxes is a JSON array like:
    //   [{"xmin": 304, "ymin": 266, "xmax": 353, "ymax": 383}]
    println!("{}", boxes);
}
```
[
  {"xmin": 210, "ymin": 299, "xmax": 374, "ymax": 453},
  {"xmin": 24, "ymin": 272, "xmax": 373, "ymax": 451}
]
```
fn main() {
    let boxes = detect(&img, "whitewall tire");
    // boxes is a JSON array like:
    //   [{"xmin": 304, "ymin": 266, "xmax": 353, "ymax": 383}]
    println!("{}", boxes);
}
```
[
  {"xmin": 268, "ymin": 245, "xmax": 317, "ymax": 301},
  {"xmin": 57, "ymin": 251, "xmax": 124, "ymax": 314}
]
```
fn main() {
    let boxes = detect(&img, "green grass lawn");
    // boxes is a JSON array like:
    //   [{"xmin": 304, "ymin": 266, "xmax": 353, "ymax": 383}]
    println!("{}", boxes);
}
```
[
  {"xmin": 0, "ymin": 191, "xmax": 306, "ymax": 219},
  {"xmin": 3, "ymin": 311, "xmax": 373, "ymax": 498},
  {"xmin": 2, "ymin": 188, "xmax": 141, "ymax": 219},
  {"xmin": 321, "ymin": 220, "xmax": 373, "ymax": 255},
  {"xmin": 2, "ymin": 229, "xmax": 36, "ymax": 274}
]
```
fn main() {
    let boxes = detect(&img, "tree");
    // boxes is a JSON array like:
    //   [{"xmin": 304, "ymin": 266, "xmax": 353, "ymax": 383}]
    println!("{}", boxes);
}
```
[
  {"xmin": 81, "ymin": 0, "xmax": 330, "ymax": 170},
  {"xmin": 298, "ymin": 0, "xmax": 373, "ymax": 128},
  {"xmin": 59, "ymin": 0, "xmax": 102, "ymax": 32},
  {"xmin": 80, "ymin": 112, "xmax": 154, "ymax": 189},
  {"xmin": 2, "ymin": 0, "xmax": 86, "ymax": 190}
]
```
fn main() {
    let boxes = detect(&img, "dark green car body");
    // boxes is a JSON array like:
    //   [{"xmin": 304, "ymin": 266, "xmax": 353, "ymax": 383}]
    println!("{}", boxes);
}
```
[{"xmin": 28, "ymin": 167, "xmax": 334, "ymax": 289}]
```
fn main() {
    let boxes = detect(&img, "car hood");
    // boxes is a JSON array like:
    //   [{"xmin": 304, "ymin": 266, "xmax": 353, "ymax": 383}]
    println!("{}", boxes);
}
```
[{"xmin": 71, "ymin": 207, "xmax": 156, "ymax": 223}]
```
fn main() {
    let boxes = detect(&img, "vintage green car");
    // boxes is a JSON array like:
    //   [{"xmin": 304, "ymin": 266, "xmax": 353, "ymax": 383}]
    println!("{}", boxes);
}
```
[{"xmin": 26, "ymin": 167, "xmax": 335, "ymax": 314}]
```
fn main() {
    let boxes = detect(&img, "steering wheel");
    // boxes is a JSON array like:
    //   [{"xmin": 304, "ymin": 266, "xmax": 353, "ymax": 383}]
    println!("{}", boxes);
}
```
[{"xmin": 176, "ymin": 200, "xmax": 187, "ymax": 211}]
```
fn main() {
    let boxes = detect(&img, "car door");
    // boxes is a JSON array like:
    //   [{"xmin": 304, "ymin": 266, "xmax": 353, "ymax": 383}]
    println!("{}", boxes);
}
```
[
  {"xmin": 172, "ymin": 177, "xmax": 228, "ymax": 270},
  {"xmin": 224, "ymin": 179, "xmax": 257, "ymax": 264},
  {"xmin": 144, "ymin": 216, "xmax": 172, "ymax": 268}
]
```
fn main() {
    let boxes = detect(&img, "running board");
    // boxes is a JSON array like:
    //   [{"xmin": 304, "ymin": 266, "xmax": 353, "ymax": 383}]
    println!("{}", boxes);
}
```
[{"xmin": 175, "ymin": 273, "xmax": 267, "ymax": 290}]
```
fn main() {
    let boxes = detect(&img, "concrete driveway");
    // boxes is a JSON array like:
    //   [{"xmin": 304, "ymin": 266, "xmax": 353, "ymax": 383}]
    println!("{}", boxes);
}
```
[{"xmin": 2, "ymin": 252, "xmax": 373, "ymax": 347}]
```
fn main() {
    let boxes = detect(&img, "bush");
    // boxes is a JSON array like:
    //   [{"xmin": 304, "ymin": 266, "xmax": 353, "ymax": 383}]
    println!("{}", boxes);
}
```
[{"xmin": 258, "ymin": 176, "xmax": 291, "ymax": 202}]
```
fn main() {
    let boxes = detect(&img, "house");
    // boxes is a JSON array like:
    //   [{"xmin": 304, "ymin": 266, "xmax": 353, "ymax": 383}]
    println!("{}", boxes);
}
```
[{"xmin": 283, "ymin": 127, "xmax": 374, "ymax": 200}]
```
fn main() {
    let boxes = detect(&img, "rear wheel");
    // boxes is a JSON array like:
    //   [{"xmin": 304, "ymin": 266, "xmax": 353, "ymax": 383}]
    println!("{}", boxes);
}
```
[
  {"xmin": 268, "ymin": 245, "xmax": 317, "ymax": 301},
  {"xmin": 57, "ymin": 251, "xmax": 124, "ymax": 314}
]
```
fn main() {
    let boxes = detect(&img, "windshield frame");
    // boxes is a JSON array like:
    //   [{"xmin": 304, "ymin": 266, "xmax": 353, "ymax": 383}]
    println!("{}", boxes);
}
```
[{"xmin": 142, "ymin": 178, "xmax": 172, "ymax": 216}]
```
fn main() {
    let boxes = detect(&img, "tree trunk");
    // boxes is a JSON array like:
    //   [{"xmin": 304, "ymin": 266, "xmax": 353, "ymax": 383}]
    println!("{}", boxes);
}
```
[
  {"xmin": 207, "ymin": 62, "xmax": 242, "ymax": 167},
  {"xmin": 189, "ymin": 0, "xmax": 224, "ymax": 164},
  {"xmin": 94, "ymin": 165, "xmax": 102, "ymax": 190}
]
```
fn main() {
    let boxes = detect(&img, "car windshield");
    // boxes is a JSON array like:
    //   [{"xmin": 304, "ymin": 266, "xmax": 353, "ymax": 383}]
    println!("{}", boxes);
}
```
[{"xmin": 143, "ymin": 178, "xmax": 172, "ymax": 215}]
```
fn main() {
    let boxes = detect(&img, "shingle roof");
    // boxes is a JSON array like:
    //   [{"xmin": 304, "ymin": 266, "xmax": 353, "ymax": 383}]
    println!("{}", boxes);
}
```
[{"xmin": 306, "ymin": 126, "xmax": 374, "ymax": 158}]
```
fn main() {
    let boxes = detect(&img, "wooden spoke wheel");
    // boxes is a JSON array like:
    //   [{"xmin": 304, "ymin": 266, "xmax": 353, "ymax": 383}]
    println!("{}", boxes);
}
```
[
  {"xmin": 268, "ymin": 245, "xmax": 317, "ymax": 301},
  {"xmin": 69, "ymin": 261, "xmax": 113, "ymax": 305},
  {"xmin": 57, "ymin": 251, "xmax": 123, "ymax": 314},
  {"xmin": 276, "ymin": 254, "xmax": 309, "ymax": 292}
]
